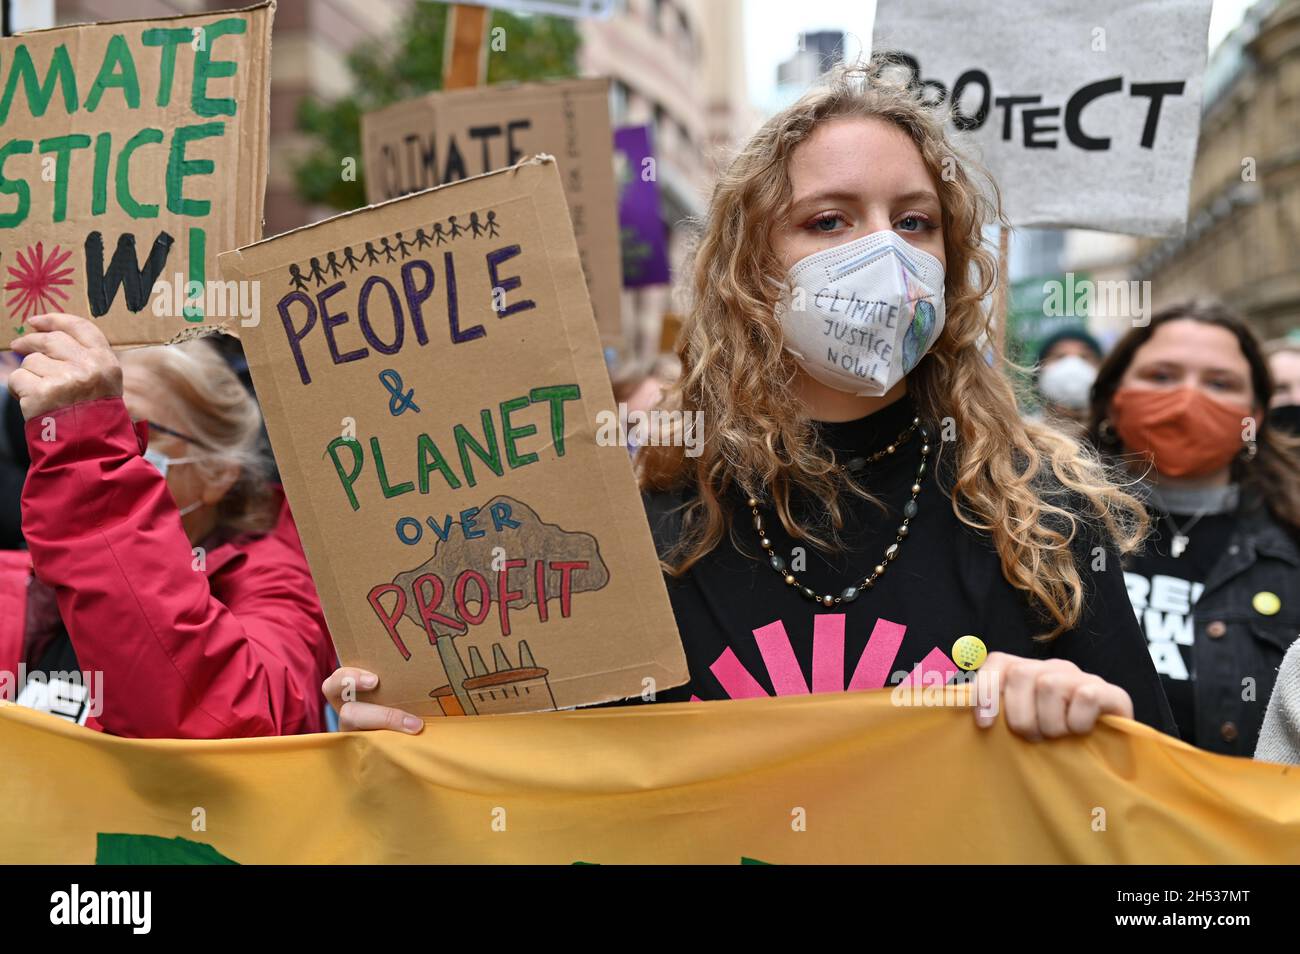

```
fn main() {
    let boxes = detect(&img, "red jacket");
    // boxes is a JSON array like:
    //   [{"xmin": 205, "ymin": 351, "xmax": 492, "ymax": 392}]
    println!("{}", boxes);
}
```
[{"xmin": 4, "ymin": 396, "xmax": 336, "ymax": 739}]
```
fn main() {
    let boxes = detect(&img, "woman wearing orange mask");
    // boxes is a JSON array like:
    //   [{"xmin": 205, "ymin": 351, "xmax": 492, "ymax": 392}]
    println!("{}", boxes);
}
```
[{"xmin": 1090, "ymin": 301, "xmax": 1300, "ymax": 755}]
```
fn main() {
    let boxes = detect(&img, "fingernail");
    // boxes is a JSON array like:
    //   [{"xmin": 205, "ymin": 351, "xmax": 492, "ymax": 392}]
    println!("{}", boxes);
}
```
[
  {"xmin": 403, "ymin": 715, "xmax": 423, "ymax": 733},
  {"xmin": 360, "ymin": 673, "xmax": 378, "ymax": 689},
  {"xmin": 975, "ymin": 710, "xmax": 993, "ymax": 728}
]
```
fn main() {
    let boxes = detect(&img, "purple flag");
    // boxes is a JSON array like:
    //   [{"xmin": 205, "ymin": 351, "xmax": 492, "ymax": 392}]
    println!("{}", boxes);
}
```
[{"xmin": 613, "ymin": 125, "xmax": 670, "ymax": 287}]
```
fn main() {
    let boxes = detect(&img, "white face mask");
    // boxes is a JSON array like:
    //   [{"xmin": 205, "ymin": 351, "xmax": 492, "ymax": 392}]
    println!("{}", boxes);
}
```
[
  {"xmin": 1038, "ymin": 353, "xmax": 1098, "ymax": 411},
  {"xmin": 777, "ymin": 229, "xmax": 946, "ymax": 397},
  {"xmin": 142, "ymin": 447, "xmax": 201, "ymax": 480},
  {"xmin": 142, "ymin": 448, "xmax": 204, "ymax": 517}
]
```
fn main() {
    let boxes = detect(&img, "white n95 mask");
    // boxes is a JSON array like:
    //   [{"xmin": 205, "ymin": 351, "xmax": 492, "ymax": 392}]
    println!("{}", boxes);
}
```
[
  {"xmin": 777, "ymin": 230, "xmax": 946, "ymax": 396},
  {"xmin": 1037, "ymin": 353, "xmax": 1098, "ymax": 411}
]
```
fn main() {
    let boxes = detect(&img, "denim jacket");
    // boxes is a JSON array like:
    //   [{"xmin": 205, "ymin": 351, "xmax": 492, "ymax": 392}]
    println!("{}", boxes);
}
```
[{"xmin": 1190, "ymin": 497, "xmax": 1300, "ymax": 756}]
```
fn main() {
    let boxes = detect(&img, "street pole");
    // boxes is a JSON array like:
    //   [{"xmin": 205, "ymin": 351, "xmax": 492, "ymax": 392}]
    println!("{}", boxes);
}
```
[{"xmin": 443, "ymin": 3, "xmax": 490, "ymax": 90}]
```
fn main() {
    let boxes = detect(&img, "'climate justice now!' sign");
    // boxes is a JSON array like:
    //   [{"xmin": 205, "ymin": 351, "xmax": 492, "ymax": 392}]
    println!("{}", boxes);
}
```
[
  {"xmin": 872, "ymin": 0, "xmax": 1213, "ymax": 236},
  {"xmin": 221, "ymin": 157, "xmax": 686, "ymax": 717},
  {"xmin": 0, "ymin": 3, "xmax": 272, "ymax": 348}
]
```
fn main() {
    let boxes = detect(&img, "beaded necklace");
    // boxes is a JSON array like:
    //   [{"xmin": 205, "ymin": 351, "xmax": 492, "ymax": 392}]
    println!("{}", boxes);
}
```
[{"xmin": 747, "ymin": 416, "xmax": 931, "ymax": 608}]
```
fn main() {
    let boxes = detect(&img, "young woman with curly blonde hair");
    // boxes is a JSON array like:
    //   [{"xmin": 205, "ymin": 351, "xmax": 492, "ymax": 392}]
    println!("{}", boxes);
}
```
[{"xmin": 326, "ymin": 61, "xmax": 1176, "ymax": 739}]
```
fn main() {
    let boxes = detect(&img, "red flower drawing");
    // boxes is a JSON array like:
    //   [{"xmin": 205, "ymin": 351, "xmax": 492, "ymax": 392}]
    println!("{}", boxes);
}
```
[{"xmin": 6, "ymin": 242, "xmax": 74, "ymax": 323}]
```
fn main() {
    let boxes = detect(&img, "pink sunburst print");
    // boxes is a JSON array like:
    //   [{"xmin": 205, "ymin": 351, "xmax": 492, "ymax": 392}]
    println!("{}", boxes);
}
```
[
  {"xmin": 692, "ymin": 615, "xmax": 958, "ymax": 701},
  {"xmin": 6, "ymin": 242, "xmax": 74, "ymax": 325}
]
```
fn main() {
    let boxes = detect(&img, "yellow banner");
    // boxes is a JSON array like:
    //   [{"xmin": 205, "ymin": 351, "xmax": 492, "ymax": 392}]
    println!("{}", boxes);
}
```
[{"xmin": 2, "ymin": 691, "xmax": 1298, "ymax": 864}]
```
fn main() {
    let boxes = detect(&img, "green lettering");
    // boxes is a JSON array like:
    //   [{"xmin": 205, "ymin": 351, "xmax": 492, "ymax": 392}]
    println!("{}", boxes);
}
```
[
  {"xmin": 453, "ymin": 410, "xmax": 503, "ymax": 488},
  {"xmin": 91, "ymin": 132, "xmax": 111, "ymax": 215},
  {"xmin": 0, "ymin": 44, "xmax": 77, "ymax": 123},
  {"xmin": 191, "ymin": 18, "xmax": 247, "ymax": 118},
  {"xmin": 85, "ymin": 34, "xmax": 140, "ymax": 112},
  {"xmin": 185, "ymin": 227, "xmax": 206, "ymax": 322},
  {"xmin": 117, "ymin": 128, "xmax": 164, "ymax": 219},
  {"xmin": 166, "ymin": 122, "xmax": 223, "ymax": 216},
  {"xmin": 417, "ymin": 433, "xmax": 462, "ymax": 492},
  {"xmin": 38, "ymin": 134, "xmax": 91, "ymax": 223},
  {"xmin": 0, "ymin": 139, "xmax": 35, "ymax": 228},
  {"xmin": 500, "ymin": 396, "xmax": 538, "ymax": 469},
  {"xmin": 370, "ymin": 436, "xmax": 413, "ymax": 499},
  {"xmin": 140, "ymin": 28, "xmax": 191, "ymax": 107},
  {"xmin": 326, "ymin": 438, "xmax": 364, "ymax": 511},
  {"xmin": 529, "ymin": 384, "xmax": 581, "ymax": 458}
]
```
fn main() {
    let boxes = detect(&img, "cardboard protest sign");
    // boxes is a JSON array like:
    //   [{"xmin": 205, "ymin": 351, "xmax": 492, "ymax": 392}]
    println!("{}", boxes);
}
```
[
  {"xmin": 0, "ymin": 2, "xmax": 272, "ymax": 348},
  {"xmin": 361, "ymin": 78, "xmax": 623, "ymax": 349},
  {"xmin": 613, "ymin": 125, "xmax": 670, "ymax": 288},
  {"xmin": 220, "ymin": 156, "xmax": 686, "ymax": 716},
  {"xmin": 871, "ymin": 0, "xmax": 1213, "ymax": 236}
]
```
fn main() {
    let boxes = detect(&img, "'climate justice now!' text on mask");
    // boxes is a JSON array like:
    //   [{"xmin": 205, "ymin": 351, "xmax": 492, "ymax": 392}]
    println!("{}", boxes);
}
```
[{"xmin": 778, "ymin": 230, "xmax": 946, "ymax": 396}]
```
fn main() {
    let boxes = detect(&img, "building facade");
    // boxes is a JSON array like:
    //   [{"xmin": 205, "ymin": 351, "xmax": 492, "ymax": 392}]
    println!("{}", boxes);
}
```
[
  {"xmin": 775, "ymin": 30, "xmax": 844, "ymax": 100},
  {"xmin": 579, "ymin": 0, "xmax": 754, "ymax": 364},
  {"xmin": 1131, "ymin": 0, "xmax": 1300, "ymax": 340}
]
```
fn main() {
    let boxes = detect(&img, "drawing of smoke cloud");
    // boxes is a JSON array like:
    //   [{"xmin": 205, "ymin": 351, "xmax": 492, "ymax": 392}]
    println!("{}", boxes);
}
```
[{"xmin": 391, "ymin": 495, "xmax": 609, "ymax": 638}]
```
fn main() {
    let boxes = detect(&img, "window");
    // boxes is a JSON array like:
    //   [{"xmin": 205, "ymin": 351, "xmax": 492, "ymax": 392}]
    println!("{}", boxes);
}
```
[
  {"xmin": 610, "ymin": 80, "xmax": 630, "ymax": 127},
  {"xmin": 677, "ymin": 9, "xmax": 694, "ymax": 61}
]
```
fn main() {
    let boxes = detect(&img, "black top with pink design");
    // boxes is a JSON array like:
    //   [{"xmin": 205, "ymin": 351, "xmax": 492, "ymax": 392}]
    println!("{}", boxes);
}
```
[{"xmin": 636, "ymin": 393, "xmax": 1177, "ymax": 735}]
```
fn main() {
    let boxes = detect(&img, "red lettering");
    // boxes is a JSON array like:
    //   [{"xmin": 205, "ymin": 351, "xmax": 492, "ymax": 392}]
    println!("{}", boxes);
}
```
[
  {"xmin": 366, "ymin": 582, "xmax": 411, "ymax": 660},
  {"xmin": 412, "ymin": 572, "xmax": 465, "ymax": 642},
  {"xmin": 454, "ymin": 569, "xmax": 491, "ymax": 626},
  {"xmin": 550, "ymin": 561, "xmax": 588, "ymax": 618},
  {"xmin": 497, "ymin": 559, "xmax": 526, "ymax": 637},
  {"xmin": 535, "ymin": 558, "xmax": 548, "ymax": 623}
]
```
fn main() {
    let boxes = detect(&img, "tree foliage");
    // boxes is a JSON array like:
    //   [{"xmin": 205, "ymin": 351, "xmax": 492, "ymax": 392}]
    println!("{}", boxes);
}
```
[{"xmin": 294, "ymin": 4, "xmax": 581, "ymax": 212}]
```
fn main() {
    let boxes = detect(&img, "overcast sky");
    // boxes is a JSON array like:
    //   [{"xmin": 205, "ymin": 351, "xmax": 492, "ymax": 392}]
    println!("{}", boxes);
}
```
[{"xmin": 743, "ymin": 0, "xmax": 1261, "ymax": 111}]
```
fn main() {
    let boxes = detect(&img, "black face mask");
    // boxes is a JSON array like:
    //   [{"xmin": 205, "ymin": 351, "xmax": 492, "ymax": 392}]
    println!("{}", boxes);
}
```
[{"xmin": 1269, "ymin": 404, "xmax": 1300, "ymax": 437}]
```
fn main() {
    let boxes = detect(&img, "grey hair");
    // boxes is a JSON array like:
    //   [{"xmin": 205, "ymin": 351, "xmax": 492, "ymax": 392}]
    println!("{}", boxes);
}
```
[{"xmin": 120, "ymin": 337, "xmax": 276, "ymax": 534}]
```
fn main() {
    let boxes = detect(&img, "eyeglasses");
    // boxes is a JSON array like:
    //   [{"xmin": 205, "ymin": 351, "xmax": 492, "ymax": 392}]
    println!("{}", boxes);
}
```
[{"xmin": 133, "ymin": 419, "xmax": 216, "ymax": 452}]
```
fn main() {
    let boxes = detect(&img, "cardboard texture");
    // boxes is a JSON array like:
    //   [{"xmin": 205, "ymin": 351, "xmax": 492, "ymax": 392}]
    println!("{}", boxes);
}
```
[
  {"xmin": 221, "ymin": 156, "xmax": 686, "ymax": 716},
  {"xmin": 872, "ymin": 0, "xmax": 1213, "ymax": 236},
  {"xmin": 361, "ymin": 78, "xmax": 623, "ymax": 350},
  {"xmin": 0, "ymin": 2, "xmax": 273, "ymax": 348}
]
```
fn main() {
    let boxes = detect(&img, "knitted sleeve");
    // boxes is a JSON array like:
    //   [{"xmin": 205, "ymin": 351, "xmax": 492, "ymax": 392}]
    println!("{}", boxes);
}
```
[{"xmin": 1255, "ymin": 637, "xmax": 1300, "ymax": 765}]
